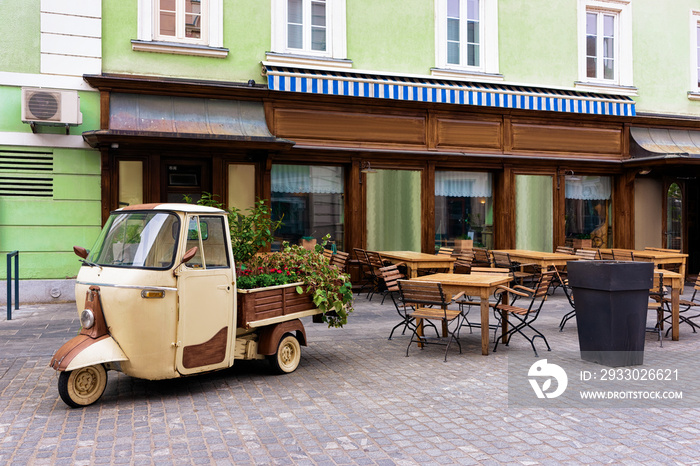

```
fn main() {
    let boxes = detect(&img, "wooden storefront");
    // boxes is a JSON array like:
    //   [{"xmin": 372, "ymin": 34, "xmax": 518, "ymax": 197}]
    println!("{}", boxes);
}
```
[{"xmin": 81, "ymin": 73, "xmax": 700, "ymax": 272}]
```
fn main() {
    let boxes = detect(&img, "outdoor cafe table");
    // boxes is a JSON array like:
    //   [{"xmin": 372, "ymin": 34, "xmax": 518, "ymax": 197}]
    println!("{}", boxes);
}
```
[
  {"xmin": 491, "ymin": 249, "xmax": 581, "ymax": 270},
  {"xmin": 410, "ymin": 272, "xmax": 512, "ymax": 355},
  {"xmin": 378, "ymin": 251, "xmax": 456, "ymax": 279},
  {"xmin": 655, "ymin": 269, "xmax": 684, "ymax": 341},
  {"xmin": 599, "ymin": 248, "xmax": 688, "ymax": 279}
]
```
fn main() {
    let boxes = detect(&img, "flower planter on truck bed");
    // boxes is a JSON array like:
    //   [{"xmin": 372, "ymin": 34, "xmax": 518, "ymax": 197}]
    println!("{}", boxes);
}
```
[{"xmin": 237, "ymin": 282, "xmax": 320, "ymax": 328}]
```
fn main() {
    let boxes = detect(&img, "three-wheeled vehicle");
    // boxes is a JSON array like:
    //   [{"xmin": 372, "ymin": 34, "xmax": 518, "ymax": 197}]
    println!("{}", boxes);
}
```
[{"xmin": 50, "ymin": 204, "xmax": 321, "ymax": 408}]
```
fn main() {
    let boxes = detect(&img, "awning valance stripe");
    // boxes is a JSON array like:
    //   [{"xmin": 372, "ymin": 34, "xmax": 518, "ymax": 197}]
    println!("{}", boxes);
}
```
[{"xmin": 264, "ymin": 65, "xmax": 636, "ymax": 117}]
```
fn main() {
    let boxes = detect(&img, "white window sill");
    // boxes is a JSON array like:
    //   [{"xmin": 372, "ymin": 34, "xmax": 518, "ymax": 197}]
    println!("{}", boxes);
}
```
[
  {"xmin": 131, "ymin": 40, "xmax": 229, "ymax": 58},
  {"xmin": 688, "ymin": 91, "xmax": 700, "ymax": 101},
  {"xmin": 574, "ymin": 81, "xmax": 638, "ymax": 96},
  {"xmin": 430, "ymin": 68, "xmax": 504, "ymax": 83},
  {"xmin": 264, "ymin": 52, "xmax": 353, "ymax": 70}
]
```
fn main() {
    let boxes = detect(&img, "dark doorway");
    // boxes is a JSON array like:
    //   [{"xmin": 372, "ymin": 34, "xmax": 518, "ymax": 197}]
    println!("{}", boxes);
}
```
[
  {"xmin": 161, "ymin": 159, "xmax": 211, "ymax": 204},
  {"xmin": 686, "ymin": 181, "xmax": 700, "ymax": 275}
]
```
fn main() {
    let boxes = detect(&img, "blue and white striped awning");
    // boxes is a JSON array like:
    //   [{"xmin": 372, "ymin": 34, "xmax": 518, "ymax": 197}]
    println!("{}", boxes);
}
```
[{"xmin": 264, "ymin": 65, "xmax": 636, "ymax": 117}]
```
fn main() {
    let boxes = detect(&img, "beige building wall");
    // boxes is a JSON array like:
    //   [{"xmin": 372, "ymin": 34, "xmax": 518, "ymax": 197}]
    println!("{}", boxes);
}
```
[{"xmin": 634, "ymin": 178, "xmax": 663, "ymax": 249}]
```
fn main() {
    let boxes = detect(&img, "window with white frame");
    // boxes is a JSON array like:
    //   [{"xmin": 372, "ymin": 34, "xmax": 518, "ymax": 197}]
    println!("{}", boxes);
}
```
[
  {"xmin": 271, "ymin": 0, "xmax": 347, "ymax": 59},
  {"xmin": 134, "ymin": 0, "xmax": 225, "ymax": 57},
  {"xmin": 434, "ymin": 0, "xmax": 499, "ymax": 78},
  {"xmin": 577, "ymin": 0, "xmax": 632, "ymax": 90},
  {"xmin": 155, "ymin": 0, "xmax": 206, "ymax": 44},
  {"xmin": 585, "ymin": 10, "xmax": 616, "ymax": 81}
]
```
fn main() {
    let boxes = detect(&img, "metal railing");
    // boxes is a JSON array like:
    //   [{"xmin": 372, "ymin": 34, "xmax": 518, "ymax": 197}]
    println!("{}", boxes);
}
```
[{"xmin": 7, "ymin": 251, "xmax": 18, "ymax": 320}]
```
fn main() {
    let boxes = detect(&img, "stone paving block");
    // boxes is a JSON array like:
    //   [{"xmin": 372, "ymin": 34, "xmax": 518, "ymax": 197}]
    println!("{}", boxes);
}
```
[{"xmin": 3, "ymin": 295, "xmax": 700, "ymax": 464}]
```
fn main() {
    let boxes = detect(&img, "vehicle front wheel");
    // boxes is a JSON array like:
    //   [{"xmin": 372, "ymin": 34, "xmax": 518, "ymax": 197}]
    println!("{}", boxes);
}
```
[
  {"xmin": 268, "ymin": 333, "xmax": 301, "ymax": 374},
  {"xmin": 58, "ymin": 364, "xmax": 108, "ymax": 408}
]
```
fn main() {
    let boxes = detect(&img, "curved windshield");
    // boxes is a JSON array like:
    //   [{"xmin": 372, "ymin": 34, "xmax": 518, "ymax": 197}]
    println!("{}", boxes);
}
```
[{"xmin": 87, "ymin": 212, "xmax": 180, "ymax": 269}]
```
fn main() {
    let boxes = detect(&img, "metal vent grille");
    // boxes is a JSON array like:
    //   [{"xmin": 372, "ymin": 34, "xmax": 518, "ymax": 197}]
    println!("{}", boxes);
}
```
[{"xmin": 0, "ymin": 150, "xmax": 53, "ymax": 197}]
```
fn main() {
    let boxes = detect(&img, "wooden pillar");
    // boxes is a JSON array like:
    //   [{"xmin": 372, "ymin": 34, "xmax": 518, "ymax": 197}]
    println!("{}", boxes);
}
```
[
  {"xmin": 614, "ymin": 171, "xmax": 636, "ymax": 249},
  {"xmin": 494, "ymin": 164, "xmax": 515, "ymax": 249},
  {"xmin": 422, "ymin": 161, "xmax": 436, "ymax": 253},
  {"xmin": 346, "ymin": 158, "xmax": 362, "ymax": 252}
]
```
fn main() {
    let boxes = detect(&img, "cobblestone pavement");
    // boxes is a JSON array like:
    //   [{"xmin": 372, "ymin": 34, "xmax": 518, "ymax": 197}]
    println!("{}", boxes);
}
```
[{"xmin": 2, "ymin": 285, "xmax": 700, "ymax": 465}]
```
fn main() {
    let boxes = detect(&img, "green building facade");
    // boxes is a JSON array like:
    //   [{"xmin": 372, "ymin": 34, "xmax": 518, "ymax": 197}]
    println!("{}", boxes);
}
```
[{"xmin": 5, "ymin": 0, "xmax": 700, "ymax": 301}]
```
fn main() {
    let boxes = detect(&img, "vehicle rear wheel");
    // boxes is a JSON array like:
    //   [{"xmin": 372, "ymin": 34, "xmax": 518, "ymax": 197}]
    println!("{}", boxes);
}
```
[
  {"xmin": 268, "ymin": 333, "xmax": 301, "ymax": 374},
  {"xmin": 58, "ymin": 364, "xmax": 107, "ymax": 408}
]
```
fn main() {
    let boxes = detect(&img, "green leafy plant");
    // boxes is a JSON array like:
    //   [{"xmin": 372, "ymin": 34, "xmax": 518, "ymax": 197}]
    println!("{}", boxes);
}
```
[
  {"xmin": 237, "ymin": 267, "xmax": 299, "ymax": 289},
  {"xmin": 576, "ymin": 233, "xmax": 591, "ymax": 240},
  {"xmin": 185, "ymin": 193, "xmax": 282, "ymax": 265},
  {"xmin": 184, "ymin": 194, "xmax": 352, "ymax": 327},
  {"xmin": 243, "ymin": 234, "xmax": 353, "ymax": 328}
]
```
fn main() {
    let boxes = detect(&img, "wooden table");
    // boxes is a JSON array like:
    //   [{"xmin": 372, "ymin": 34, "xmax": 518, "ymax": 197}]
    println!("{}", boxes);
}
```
[
  {"xmin": 491, "ymin": 249, "xmax": 580, "ymax": 270},
  {"xmin": 411, "ymin": 272, "xmax": 512, "ymax": 355},
  {"xmin": 378, "ymin": 251, "xmax": 456, "ymax": 278},
  {"xmin": 655, "ymin": 269, "xmax": 684, "ymax": 341},
  {"xmin": 599, "ymin": 249, "xmax": 688, "ymax": 279}
]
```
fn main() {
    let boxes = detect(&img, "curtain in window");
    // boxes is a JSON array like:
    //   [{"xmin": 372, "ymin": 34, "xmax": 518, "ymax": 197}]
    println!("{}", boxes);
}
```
[
  {"xmin": 366, "ymin": 170, "xmax": 421, "ymax": 251},
  {"xmin": 271, "ymin": 165, "xmax": 343, "ymax": 193},
  {"xmin": 565, "ymin": 176, "xmax": 612, "ymax": 247},
  {"xmin": 515, "ymin": 175, "xmax": 553, "ymax": 252},
  {"xmin": 271, "ymin": 164, "xmax": 344, "ymax": 250},
  {"xmin": 565, "ymin": 176, "xmax": 611, "ymax": 200},
  {"xmin": 435, "ymin": 171, "xmax": 493, "ymax": 250},
  {"xmin": 435, "ymin": 171, "xmax": 491, "ymax": 197}
]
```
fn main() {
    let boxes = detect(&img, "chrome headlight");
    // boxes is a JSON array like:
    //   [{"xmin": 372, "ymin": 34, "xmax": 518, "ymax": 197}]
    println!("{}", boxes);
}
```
[{"xmin": 80, "ymin": 309, "xmax": 95, "ymax": 329}]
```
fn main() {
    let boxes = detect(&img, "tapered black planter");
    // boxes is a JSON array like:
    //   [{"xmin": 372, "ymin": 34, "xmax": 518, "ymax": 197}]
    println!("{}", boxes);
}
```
[{"xmin": 567, "ymin": 260, "xmax": 654, "ymax": 367}]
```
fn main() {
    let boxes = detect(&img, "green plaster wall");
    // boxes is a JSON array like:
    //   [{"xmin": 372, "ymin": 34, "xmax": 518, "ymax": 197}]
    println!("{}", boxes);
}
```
[
  {"xmin": 99, "ymin": 0, "xmax": 700, "ymax": 118},
  {"xmin": 499, "ymin": 0, "xmax": 578, "ymax": 88},
  {"xmin": 0, "ymin": 0, "xmax": 40, "ymax": 74},
  {"xmin": 102, "ymin": 0, "xmax": 270, "ymax": 84},
  {"xmin": 346, "ymin": 0, "xmax": 434, "ymax": 74},
  {"xmin": 0, "ymin": 145, "xmax": 101, "ymax": 280},
  {"xmin": 632, "ymin": 0, "xmax": 700, "ymax": 116}
]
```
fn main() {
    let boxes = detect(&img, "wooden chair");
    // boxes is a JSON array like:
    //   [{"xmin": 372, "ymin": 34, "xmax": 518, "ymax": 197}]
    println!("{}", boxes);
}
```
[
  {"xmin": 365, "ymin": 250, "xmax": 391, "ymax": 299},
  {"xmin": 398, "ymin": 280, "xmax": 465, "ymax": 361},
  {"xmin": 612, "ymin": 249, "xmax": 635, "ymax": 261},
  {"xmin": 453, "ymin": 252, "xmax": 474, "ymax": 274},
  {"xmin": 419, "ymin": 246, "xmax": 454, "ymax": 275},
  {"xmin": 471, "ymin": 247, "xmax": 492, "ymax": 267},
  {"xmin": 599, "ymin": 250, "xmax": 615, "ymax": 260},
  {"xmin": 353, "ymin": 248, "xmax": 375, "ymax": 297},
  {"xmin": 556, "ymin": 270, "xmax": 577, "ymax": 332},
  {"xmin": 575, "ymin": 249, "xmax": 600, "ymax": 260},
  {"xmin": 661, "ymin": 275, "xmax": 700, "ymax": 335},
  {"xmin": 322, "ymin": 248, "xmax": 334, "ymax": 261},
  {"xmin": 490, "ymin": 251, "xmax": 538, "ymax": 286},
  {"xmin": 492, "ymin": 271, "xmax": 557, "ymax": 356},
  {"xmin": 380, "ymin": 265, "xmax": 435, "ymax": 340},
  {"xmin": 330, "ymin": 250, "xmax": 350, "ymax": 272},
  {"xmin": 380, "ymin": 265, "xmax": 413, "ymax": 340},
  {"xmin": 647, "ymin": 272, "xmax": 665, "ymax": 346},
  {"xmin": 553, "ymin": 246, "xmax": 575, "ymax": 291}
]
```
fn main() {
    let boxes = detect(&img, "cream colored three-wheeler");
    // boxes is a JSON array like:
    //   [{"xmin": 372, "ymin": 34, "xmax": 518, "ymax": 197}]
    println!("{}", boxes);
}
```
[{"xmin": 50, "ymin": 204, "xmax": 320, "ymax": 408}]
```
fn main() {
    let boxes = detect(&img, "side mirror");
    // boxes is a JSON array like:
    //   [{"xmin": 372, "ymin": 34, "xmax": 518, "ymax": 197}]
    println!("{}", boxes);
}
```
[
  {"xmin": 73, "ymin": 246, "xmax": 88, "ymax": 259},
  {"xmin": 173, "ymin": 247, "xmax": 198, "ymax": 276},
  {"xmin": 182, "ymin": 247, "xmax": 198, "ymax": 264}
]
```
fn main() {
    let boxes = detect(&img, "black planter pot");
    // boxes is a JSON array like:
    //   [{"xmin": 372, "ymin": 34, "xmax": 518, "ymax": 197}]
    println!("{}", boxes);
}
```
[{"xmin": 567, "ymin": 260, "xmax": 654, "ymax": 367}]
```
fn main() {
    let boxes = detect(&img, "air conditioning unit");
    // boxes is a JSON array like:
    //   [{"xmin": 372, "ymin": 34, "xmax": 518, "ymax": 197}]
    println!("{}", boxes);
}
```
[{"xmin": 21, "ymin": 88, "xmax": 83, "ymax": 126}]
